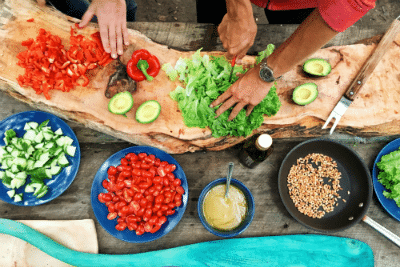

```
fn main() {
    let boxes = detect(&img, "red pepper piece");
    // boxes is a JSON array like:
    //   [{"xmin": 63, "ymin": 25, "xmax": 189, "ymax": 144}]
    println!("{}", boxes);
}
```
[{"xmin": 27, "ymin": 18, "xmax": 34, "ymax": 22}]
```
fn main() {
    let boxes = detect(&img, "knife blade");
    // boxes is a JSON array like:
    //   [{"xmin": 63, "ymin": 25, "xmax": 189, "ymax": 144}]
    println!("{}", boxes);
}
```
[
  {"xmin": 229, "ymin": 56, "xmax": 237, "ymax": 83},
  {"xmin": 322, "ymin": 15, "xmax": 400, "ymax": 134}
]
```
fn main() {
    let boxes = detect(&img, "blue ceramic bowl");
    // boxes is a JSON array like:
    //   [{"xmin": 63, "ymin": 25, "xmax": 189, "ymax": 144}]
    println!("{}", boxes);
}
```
[
  {"xmin": 91, "ymin": 146, "xmax": 188, "ymax": 243},
  {"xmin": 0, "ymin": 111, "xmax": 80, "ymax": 206},
  {"xmin": 197, "ymin": 178, "xmax": 255, "ymax": 238},
  {"xmin": 372, "ymin": 138, "xmax": 400, "ymax": 222}
]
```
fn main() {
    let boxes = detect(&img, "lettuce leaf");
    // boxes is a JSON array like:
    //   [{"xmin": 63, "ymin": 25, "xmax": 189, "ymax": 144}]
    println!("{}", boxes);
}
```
[
  {"xmin": 165, "ymin": 46, "xmax": 281, "ymax": 137},
  {"xmin": 377, "ymin": 146, "xmax": 400, "ymax": 207}
]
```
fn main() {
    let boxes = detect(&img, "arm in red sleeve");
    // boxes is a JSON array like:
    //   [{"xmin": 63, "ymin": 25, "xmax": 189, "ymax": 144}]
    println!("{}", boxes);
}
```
[{"xmin": 319, "ymin": 0, "xmax": 376, "ymax": 32}]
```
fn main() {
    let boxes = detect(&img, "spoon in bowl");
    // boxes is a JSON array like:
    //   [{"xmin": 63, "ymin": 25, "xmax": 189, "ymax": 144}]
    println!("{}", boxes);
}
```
[{"xmin": 225, "ymin": 162, "xmax": 234, "ymax": 199}]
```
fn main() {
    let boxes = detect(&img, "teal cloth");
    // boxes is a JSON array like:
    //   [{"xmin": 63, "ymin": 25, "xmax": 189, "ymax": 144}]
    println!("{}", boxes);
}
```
[{"xmin": 0, "ymin": 219, "xmax": 374, "ymax": 267}]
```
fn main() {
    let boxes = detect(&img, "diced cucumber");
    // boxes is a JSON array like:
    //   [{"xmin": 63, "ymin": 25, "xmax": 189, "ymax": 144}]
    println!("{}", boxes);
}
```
[
  {"xmin": 54, "ymin": 128, "xmax": 63, "ymax": 135},
  {"xmin": 11, "ymin": 178, "xmax": 25, "ymax": 189},
  {"xmin": 5, "ymin": 170, "xmax": 15, "ymax": 179},
  {"xmin": 14, "ymin": 193, "xmax": 23, "ymax": 202},
  {"xmin": 50, "ymin": 165, "xmax": 62, "ymax": 176},
  {"xmin": 23, "ymin": 129, "xmax": 36, "ymax": 141},
  {"xmin": 15, "ymin": 171, "xmax": 27, "ymax": 180},
  {"xmin": 34, "ymin": 131, "xmax": 44, "ymax": 144},
  {"xmin": 65, "ymin": 145, "xmax": 76, "ymax": 157},
  {"xmin": 7, "ymin": 189, "xmax": 15, "ymax": 198},
  {"xmin": 43, "ymin": 131, "xmax": 54, "ymax": 141},
  {"xmin": 57, "ymin": 153, "xmax": 69, "ymax": 167},
  {"xmin": 33, "ymin": 183, "xmax": 47, "ymax": 197},
  {"xmin": 0, "ymin": 119, "xmax": 77, "ymax": 201},
  {"xmin": 27, "ymin": 121, "xmax": 39, "ymax": 129},
  {"xmin": 35, "ymin": 143, "xmax": 44, "ymax": 149},
  {"xmin": 25, "ymin": 184, "xmax": 35, "ymax": 193},
  {"xmin": 14, "ymin": 157, "xmax": 27, "ymax": 170}
]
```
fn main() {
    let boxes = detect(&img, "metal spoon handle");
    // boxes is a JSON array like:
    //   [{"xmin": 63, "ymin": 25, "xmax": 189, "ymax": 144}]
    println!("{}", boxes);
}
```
[
  {"xmin": 363, "ymin": 215, "xmax": 400, "ymax": 247},
  {"xmin": 225, "ymin": 162, "xmax": 234, "ymax": 198}
]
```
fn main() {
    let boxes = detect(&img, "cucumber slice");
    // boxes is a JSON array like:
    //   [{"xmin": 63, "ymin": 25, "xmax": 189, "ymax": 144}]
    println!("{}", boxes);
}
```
[
  {"xmin": 135, "ymin": 100, "xmax": 161, "ymax": 124},
  {"xmin": 14, "ymin": 193, "xmax": 23, "ymax": 202},
  {"xmin": 7, "ymin": 189, "xmax": 15, "ymax": 198},
  {"xmin": 108, "ymin": 91, "xmax": 134, "ymax": 115},
  {"xmin": 50, "ymin": 165, "xmax": 62, "ymax": 176},
  {"xmin": 65, "ymin": 145, "xmax": 76, "ymax": 157}
]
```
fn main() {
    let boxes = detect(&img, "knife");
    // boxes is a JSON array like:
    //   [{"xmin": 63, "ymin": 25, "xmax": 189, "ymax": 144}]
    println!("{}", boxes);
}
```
[
  {"xmin": 322, "ymin": 15, "xmax": 400, "ymax": 134},
  {"xmin": 229, "ymin": 55, "xmax": 237, "ymax": 83}
]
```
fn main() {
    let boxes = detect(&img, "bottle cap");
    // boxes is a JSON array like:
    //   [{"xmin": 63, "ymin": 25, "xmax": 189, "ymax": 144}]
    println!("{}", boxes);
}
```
[{"xmin": 257, "ymin": 134, "xmax": 273, "ymax": 149}]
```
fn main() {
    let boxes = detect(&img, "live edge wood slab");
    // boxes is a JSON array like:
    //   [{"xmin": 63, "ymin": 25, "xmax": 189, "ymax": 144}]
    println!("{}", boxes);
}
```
[{"xmin": 1, "ymin": 0, "xmax": 400, "ymax": 154}]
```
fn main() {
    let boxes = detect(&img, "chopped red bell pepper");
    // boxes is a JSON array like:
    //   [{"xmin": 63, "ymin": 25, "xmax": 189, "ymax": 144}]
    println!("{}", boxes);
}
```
[
  {"xmin": 16, "ymin": 26, "xmax": 115, "ymax": 99},
  {"xmin": 126, "ymin": 49, "xmax": 160, "ymax": 82}
]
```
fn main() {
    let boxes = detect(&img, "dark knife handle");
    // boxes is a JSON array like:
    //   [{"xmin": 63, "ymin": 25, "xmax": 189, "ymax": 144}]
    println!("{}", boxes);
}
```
[{"xmin": 345, "ymin": 15, "xmax": 400, "ymax": 101}]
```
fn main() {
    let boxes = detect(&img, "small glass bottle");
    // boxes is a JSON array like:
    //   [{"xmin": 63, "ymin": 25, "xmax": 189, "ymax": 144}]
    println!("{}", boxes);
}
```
[{"xmin": 238, "ymin": 133, "xmax": 274, "ymax": 169}]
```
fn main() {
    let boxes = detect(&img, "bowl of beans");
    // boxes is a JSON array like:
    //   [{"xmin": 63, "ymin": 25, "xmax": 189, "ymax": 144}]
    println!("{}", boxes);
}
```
[
  {"xmin": 91, "ymin": 146, "xmax": 188, "ymax": 243},
  {"xmin": 278, "ymin": 138, "xmax": 372, "ymax": 232}
]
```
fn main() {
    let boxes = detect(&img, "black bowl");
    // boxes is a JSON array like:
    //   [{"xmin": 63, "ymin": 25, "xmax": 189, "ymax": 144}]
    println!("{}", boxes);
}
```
[{"xmin": 278, "ymin": 138, "xmax": 372, "ymax": 232}]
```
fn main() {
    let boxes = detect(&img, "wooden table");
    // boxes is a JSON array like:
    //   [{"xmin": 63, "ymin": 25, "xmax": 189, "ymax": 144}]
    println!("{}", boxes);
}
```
[{"xmin": 1, "ymin": 18, "xmax": 400, "ymax": 266}]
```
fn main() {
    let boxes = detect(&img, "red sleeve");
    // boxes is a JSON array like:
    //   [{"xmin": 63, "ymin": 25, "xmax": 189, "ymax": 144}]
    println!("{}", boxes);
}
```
[{"xmin": 318, "ymin": 0, "xmax": 376, "ymax": 32}]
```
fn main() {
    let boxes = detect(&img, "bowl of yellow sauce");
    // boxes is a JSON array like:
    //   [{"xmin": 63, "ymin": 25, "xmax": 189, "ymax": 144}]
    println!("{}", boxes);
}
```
[{"xmin": 197, "ymin": 178, "xmax": 255, "ymax": 237}]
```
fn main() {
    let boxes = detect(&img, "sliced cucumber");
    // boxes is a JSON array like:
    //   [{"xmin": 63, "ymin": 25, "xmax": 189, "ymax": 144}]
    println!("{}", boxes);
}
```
[
  {"xmin": 14, "ymin": 193, "xmax": 23, "ymax": 202},
  {"xmin": 7, "ymin": 189, "xmax": 15, "ymax": 198},
  {"xmin": 135, "ymin": 100, "xmax": 161, "ymax": 124}
]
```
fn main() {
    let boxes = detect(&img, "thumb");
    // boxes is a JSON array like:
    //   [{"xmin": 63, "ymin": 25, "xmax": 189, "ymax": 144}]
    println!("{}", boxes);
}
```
[{"xmin": 79, "ymin": 5, "xmax": 96, "ymax": 28}]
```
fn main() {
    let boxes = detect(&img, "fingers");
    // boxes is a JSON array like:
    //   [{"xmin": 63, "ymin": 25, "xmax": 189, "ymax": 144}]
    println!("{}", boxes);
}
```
[
  {"xmin": 214, "ymin": 96, "xmax": 238, "ymax": 119},
  {"xmin": 246, "ymin": 104, "xmax": 255, "ymax": 116},
  {"xmin": 229, "ymin": 102, "xmax": 247, "ymax": 121},
  {"xmin": 122, "ymin": 20, "xmax": 130, "ymax": 46},
  {"xmin": 79, "ymin": 6, "xmax": 95, "ymax": 29},
  {"xmin": 210, "ymin": 89, "xmax": 232, "ymax": 109},
  {"xmin": 98, "ymin": 21, "xmax": 111, "ymax": 54}
]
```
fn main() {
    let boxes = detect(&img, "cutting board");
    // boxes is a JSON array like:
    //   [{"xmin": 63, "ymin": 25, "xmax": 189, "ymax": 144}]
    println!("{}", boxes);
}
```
[
  {"xmin": 1, "ymin": 0, "xmax": 400, "ymax": 154},
  {"xmin": 0, "ymin": 219, "xmax": 98, "ymax": 267}
]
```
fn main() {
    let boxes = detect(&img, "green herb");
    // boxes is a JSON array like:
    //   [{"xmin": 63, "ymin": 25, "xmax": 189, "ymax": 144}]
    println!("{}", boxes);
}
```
[
  {"xmin": 165, "ymin": 47, "xmax": 281, "ymax": 138},
  {"xmin": 377, "ymin": 146, "xmax": 400, "ymax": 207}
]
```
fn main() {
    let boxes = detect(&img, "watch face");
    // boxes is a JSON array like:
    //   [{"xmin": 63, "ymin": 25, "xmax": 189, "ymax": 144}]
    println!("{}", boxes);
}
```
[{"xmin": 260, "ymin": 66, "xmax": 275, "ymax": 83}]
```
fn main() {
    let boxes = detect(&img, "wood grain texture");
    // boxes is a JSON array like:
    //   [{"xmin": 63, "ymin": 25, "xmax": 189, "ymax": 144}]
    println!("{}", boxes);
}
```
[{"xmin": 345, "ymin": 17, "xmax": 400, "ymax": 100}]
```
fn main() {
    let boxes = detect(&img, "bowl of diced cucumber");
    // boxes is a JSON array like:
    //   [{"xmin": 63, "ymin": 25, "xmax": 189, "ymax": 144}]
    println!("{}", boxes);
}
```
[{"xmin": 0, "ymin": 111, "xmax": 80, "ymax": 206}]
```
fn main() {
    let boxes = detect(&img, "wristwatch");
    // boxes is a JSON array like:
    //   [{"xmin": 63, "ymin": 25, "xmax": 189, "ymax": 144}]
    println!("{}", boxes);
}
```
[{"xmin": 259, "ymin": 58, "xmax": 281, "ymax": 83}]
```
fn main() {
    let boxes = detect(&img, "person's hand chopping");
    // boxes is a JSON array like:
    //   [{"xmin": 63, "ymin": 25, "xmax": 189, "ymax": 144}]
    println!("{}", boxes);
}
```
[
  {"xmin": 218, "ymin": 1, "xmax": 257, "ymax": 60},
  {"xmin": 210, "ymin": 66, "xmax": 273, "ymax": 121},
  {"xmin": 79, "ymin": 0, "xmax": 130, "ymax": 59}
]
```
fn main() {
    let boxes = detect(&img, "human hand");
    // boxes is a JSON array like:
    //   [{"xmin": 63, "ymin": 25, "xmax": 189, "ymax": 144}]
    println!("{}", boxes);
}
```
[
  {"xmin": 210, "ymin": 65, "xmax": 272, "ymax": 121},
  {"xmin": 35, "ymin": 0, "xmax": 46, "ymax": 6},
  {"xmin": 79, "ymin": 0, "xmax": 130, "ymax": 59},
  {"xmin": 217, "ymin": 11, "xmax": 257, "ymax": 59}
]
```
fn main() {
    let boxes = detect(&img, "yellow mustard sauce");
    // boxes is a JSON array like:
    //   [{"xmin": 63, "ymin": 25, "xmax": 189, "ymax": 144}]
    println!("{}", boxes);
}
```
[{"xmin": 202, "ymin": 184, "xmax": 247, "ymax": 231}]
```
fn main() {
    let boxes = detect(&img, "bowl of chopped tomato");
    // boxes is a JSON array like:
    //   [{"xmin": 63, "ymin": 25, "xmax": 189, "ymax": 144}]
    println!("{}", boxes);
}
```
[{"xmin": 90, "ymin": 146, "xmax": 188, "ymax": 243}]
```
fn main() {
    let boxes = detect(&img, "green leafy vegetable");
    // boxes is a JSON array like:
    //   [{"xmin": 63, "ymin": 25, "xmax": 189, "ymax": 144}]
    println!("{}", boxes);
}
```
[
  {"xmin": 377, "ymin": 146, "xmax": 400, "ymax": 207},
  {"xmin": 164, "ymin": 46, "xmax": 281, "ymax": 138},
  {"xmin": 256, "ymin": 44, "xmax": 275, "ymax": 64}
]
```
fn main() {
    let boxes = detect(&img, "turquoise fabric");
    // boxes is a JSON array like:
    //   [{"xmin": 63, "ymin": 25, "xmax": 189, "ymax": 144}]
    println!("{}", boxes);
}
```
[{"xmin": 0, "ymin": 219, "xmax": 374, "ymax": 267}]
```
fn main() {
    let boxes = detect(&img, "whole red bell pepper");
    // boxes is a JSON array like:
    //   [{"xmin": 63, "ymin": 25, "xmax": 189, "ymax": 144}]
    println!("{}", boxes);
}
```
[{"xmin": 126, "ymin": 49, "xmax": 160, "ymax": 82}]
